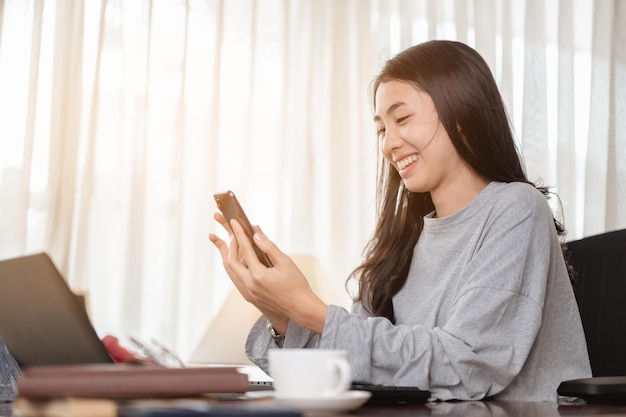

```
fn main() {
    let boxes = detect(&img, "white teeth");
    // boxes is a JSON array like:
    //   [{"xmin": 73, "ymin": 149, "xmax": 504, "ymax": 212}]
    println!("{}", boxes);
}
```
[{"xmin": 397, "ymin": 154, "xmax": 418, "ymax": 170}]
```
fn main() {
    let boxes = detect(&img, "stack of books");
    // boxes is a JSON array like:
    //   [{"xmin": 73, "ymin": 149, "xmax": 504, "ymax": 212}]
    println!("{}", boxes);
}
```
[{"xmin": 13, "ymin": 363, "xmax": 300, "ymax": 417}]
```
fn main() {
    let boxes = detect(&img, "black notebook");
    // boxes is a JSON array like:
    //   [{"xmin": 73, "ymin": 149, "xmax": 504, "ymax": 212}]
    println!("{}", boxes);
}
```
[
  {"xmin": 351, "ymin": 382, "xmax": 431, "ymax": 405},
  {"xmin": 249, "ymin": 380, "xmax": 431, "ymax": 405},
  {"xmin": 558, "ymin": 376, "xmax": 626, "ymax": 404}
]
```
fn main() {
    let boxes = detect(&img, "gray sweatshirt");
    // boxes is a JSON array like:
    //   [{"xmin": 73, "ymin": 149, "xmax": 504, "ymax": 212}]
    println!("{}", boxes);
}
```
[{"xmin": 246, "ymin": 181, "xmax": 591, "ymax": 402}]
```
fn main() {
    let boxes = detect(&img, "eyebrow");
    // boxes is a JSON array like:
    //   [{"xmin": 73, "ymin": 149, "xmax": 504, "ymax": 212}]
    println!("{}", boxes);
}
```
[{"xmin": 373, "ymin": 101, "xmax": 407, "ymax": 122}]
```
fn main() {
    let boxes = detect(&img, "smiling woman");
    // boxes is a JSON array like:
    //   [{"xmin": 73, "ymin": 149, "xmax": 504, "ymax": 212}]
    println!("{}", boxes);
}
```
[
  {"xmin": 0, "ymin": 0, "xmax": 623, "ymax": 363},
  {"xmin": 222, "ymin": 40, "xmax": 592, "ymax": 402},
  {"xmin": 374, "ymin": 83, "xmax": 469, "ymax": 202}
]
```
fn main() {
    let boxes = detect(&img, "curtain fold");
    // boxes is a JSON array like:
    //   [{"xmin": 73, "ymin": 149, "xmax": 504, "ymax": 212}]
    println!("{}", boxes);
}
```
[
  {"xmin": 17, "ymin": 1, "xmax": 44, "ymax": 256},
  {"xmin": 556, "ymin": 0, "xmax": 576, "ymax": 237},
  {"xmin": 606, "ymin": 0, "xmax": 626, "ymax": 232},
  {"xmin": 0, "ymin": 0, "xmax": 624, "ymax": 359},
  {"xmin": 521, "ymin": 0, "xmax": 549, "ymax": 187},
  {"xmin": 584, "ymin": 0, "xmax": 614, "ymax": 236},
  {"xmin": 46, "ymin": 0, "xmax": 85, "ymax": 275}
]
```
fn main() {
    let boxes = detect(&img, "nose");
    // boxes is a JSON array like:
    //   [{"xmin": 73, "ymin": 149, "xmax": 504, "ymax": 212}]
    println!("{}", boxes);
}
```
[{"xmin": 381, "ymin": 125, "xmax": 402, "ymax": 156}]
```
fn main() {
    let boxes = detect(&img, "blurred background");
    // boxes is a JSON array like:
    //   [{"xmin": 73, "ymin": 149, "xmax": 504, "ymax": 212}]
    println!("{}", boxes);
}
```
[{"xmin": 0, "ymin": 0, "xmax": 624, "ymax": 362}]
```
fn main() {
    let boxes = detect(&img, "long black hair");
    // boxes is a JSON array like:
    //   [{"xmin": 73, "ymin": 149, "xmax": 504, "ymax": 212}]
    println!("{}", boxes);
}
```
[{"xmin": 349, "ymin": 40, "xmax": 564, "ymax": 322}]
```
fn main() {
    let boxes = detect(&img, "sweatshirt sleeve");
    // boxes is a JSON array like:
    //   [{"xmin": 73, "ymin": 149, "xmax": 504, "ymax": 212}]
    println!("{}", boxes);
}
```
[
  {"xmin": 245, "ymin": 315, "xmax": 321, "ymax": 374},
  {"xmin": 245, "ymin": 298, "xmax": 372, "ymax": 374},
  {"xmin": 318, "ymin": 186, "xmax": 554, "ymax": 400}
]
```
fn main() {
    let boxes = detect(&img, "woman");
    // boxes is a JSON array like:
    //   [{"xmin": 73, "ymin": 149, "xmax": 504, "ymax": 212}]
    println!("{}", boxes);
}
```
[{"xmin": 209, "ymin": 40, "xmax": 591, "ymax": 402}]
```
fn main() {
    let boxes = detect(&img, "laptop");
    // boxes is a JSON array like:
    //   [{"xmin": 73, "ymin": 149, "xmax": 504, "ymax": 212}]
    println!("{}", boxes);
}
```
[
  {"xmin": 0, "ymin": 253, "xmax": 431, "ymax": 405},
  {"xmin": 0, "ymin": 252, "xmax": 113, "ymax": 367}
]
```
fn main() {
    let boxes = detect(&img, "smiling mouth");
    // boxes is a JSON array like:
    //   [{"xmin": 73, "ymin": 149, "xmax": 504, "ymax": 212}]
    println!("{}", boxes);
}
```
[{"xmin": 396, "ymin": 154, "xmax": 419, "ymax": 170}]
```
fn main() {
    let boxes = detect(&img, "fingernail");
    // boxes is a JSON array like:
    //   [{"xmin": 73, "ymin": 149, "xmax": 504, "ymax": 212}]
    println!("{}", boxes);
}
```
[{"xmin": 254, "ymin": 232, "xmax": 264, "ymax": 241}]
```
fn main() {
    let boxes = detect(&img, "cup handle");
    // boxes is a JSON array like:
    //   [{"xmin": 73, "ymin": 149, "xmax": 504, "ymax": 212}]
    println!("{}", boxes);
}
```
[{"xmin": 324, "ymin": 358, "xmax": 352, "ymax": 397}]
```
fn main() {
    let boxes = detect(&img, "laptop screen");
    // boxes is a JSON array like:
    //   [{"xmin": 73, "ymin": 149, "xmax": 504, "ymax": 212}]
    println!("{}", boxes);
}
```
[{"xmin": 0, "ymin": 253, "xmax": 113, "ymax": 367}]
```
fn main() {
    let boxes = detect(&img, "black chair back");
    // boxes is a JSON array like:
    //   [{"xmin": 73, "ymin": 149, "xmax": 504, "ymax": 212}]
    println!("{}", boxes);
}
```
[{"xmin": 565, "ymin": 229, "xmax": 626, "ymax": 376}]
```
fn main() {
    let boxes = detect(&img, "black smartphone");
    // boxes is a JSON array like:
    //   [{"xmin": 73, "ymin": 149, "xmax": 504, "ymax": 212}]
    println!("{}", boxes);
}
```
[{"xmin": 213, "ymin": 190, "xmax": 273, "ymax": 267}]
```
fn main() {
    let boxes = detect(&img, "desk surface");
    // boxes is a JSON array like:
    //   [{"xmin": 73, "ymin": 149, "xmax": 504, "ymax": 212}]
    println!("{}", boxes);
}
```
[
  {"xmin": 8, "ymin": 398, "xmax": 626, "ymax": 417},
  {"xmin": 354, "ymin": 400, "xmax": 626, "ymax": 417}
]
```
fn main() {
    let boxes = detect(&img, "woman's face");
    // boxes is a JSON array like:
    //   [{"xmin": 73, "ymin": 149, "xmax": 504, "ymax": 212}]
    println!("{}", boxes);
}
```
[{"xmin": 374, "ymin": 80, "xmax": 465, "ymax": 195}]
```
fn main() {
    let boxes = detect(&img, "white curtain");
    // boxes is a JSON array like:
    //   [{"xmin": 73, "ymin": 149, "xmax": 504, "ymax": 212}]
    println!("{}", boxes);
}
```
[{"xmin": 0, "ymin": 0, "xmax": 624, "ymax": 360}]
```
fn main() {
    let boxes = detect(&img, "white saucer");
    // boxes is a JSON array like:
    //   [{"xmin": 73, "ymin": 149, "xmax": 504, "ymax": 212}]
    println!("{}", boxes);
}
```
[{"xmin": 273, "ymin": 390, "xmax": 372, "ymax": 414}]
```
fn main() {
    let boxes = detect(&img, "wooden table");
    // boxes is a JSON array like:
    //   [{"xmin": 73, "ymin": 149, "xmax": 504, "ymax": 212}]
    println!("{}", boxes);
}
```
[
  {"xmin": 9, "ymin": 397, "xmax": 626, "ymax": 417},
  {"xmin": 349, "ymin": 400, "xmax": 626, "ymax": 417}
]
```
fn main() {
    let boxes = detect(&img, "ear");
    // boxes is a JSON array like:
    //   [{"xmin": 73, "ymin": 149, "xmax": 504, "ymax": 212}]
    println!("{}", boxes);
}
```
[{"xmin": 456, "ymin": 122, "xmax": 469, "ymax": 145}]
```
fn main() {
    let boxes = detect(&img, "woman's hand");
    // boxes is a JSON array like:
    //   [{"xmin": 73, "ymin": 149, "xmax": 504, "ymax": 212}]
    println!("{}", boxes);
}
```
[{"xmin": 209, "ymin": 212, "xmax": 328, "ymax": 335}]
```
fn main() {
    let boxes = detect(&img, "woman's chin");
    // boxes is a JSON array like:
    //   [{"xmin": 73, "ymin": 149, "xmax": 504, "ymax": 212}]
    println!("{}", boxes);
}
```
[{"xmin": 402, "ymin": 179, "xmax": 429, "ymax": 194}]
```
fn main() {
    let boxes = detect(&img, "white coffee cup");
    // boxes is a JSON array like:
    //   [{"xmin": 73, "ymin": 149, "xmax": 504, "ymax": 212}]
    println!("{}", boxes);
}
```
[{"xmin": 268, "ymin": 349, "xmax": 352, "ymax": 399}]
